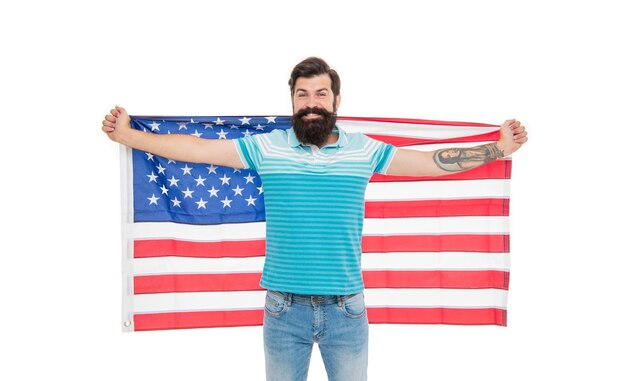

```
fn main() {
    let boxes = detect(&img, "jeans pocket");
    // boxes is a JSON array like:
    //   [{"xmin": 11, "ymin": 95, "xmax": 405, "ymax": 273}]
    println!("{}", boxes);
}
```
[
  {"xmin": 264, "ymin": 290, "xmax": 288, "ymax": 318},
  {"xmin": 340, "ymin": 292, "xmax": 367, "ymax": 319}
]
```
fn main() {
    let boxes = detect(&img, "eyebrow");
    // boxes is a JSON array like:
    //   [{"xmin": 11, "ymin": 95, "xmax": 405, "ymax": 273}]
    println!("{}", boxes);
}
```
[{"xmin": 295, "ymin": 88, "xmax": 330, "ymax": 93}]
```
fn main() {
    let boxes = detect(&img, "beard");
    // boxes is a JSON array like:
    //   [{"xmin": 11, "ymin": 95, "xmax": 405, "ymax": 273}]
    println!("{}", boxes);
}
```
[{"xmin": 291, "ymin": 107, "xmax": 337, "ymax": 147}]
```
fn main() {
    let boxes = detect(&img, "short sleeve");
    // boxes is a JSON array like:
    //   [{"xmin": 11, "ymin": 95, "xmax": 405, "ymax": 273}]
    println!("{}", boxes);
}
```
[
  {"xmin": 371, "ymin": 140, "xmax": 397, "ymax": 174},
  {"xmin": 234, "ymin": 135, "xmax": 263, "ymax": 170}
]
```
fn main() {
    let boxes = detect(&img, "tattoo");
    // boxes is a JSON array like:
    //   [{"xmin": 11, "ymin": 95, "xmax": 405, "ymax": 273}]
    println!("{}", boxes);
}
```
[{"xmin": 433, "ymin": 143, "xmax": 504, "ymax": 172}]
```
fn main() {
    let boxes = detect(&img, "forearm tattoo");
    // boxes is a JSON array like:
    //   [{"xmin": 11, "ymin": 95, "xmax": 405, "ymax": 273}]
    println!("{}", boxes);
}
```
[{"xmin": 433, "ymin": 143, "xmax": 504, "ymax": 172}]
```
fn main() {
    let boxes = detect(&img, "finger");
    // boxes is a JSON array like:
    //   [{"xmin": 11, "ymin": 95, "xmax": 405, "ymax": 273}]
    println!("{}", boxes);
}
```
[
  {"xmin": 102, "ymin": 119, "xmax": 114, "ymax": 127},
  {"xmin": 105, "ymin": 114, "xmax": 117, "ymax": 122},
  {"xmin": 502, "ymin": 119, "xmax": 516, "ymax": 127},
  {"xmin": 115, "ymin": 105, "xmax": 126, "ymax": 115},
  {"xmin": 102, "ymin": 126, "xmax": 114, "ymax": 133},
  {"xmin": 111, "ymin": 108, "xmax": 120, "ymax": 117}
]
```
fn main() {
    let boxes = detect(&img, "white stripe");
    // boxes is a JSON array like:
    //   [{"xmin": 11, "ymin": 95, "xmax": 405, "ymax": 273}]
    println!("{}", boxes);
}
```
[
  {"xmin": 133, "ymin": 288, "xmax": 508, "ymax": 313},
  {"xmin": 131, "ymin": 216, "xmax": 507, "ymax": 241},
  {"xmin": 337, "ymin": 120, "xmax": 499, "ymax": 140},
  {"xmin": 133, "ymin": 252, "xmax": 510, "ymax": 276},
  {"xmin": 365, "ymin": 179, "xmax": 510, "ymax": 201}
]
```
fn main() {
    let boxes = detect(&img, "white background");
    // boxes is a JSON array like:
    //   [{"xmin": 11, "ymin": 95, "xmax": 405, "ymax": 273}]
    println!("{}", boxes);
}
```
[{"xmin": 1, "ymin": 0, "xmax": 624, "ymax": 380}]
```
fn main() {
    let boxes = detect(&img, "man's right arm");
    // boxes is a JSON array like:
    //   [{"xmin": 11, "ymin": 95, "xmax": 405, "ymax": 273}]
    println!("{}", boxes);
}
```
[{"xmin": 101, "ymin": 106, "xmax": 244, "ymax": 168}]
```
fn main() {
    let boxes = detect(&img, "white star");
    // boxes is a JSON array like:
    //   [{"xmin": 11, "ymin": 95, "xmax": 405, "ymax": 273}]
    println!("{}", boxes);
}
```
[
  {"xmin": 245, "ymin": 195, "xmax": 257, "ymax": 206},
  {"xmin": 159, "ymin": 184, "xmax": 169, "ymax": 195},
  {"xmin": 220, "ymin": 196, "xmax": 232, "ymax": 208},
  {"xmin": 147, "ymin": 194, "xmax": 160, "ymax": 205},
  {"xmin": 233, "ymin": 168, "xmax": 241, "ymax": 173},
  {"xmin": 257, "ymin": 185, "xmax": 264, "ymax": 194},
  {"xmin": 156, "ymin": 164, "xmax": 166, "ymax": 174},
  {"xmin": 147, "ymin": 172, "xmax": 158, "ymax": 183},
  {"xmin": 239, "ymin": 116, "xmax": 251, "ymax": 125},
  {"xmin": 242, "ymin": 129, "xmax": 253, "ymax": 137},
  {"xmin": 265, "ymin": 116, "xmax": 277, "ymax": 123},
  {"xmin": 196, "ymin": 198, "xmax": 208, "ymax": 209},
  {"xmin": 171, "ymin": 197, "xmax": 182, "ymax": 207},
  {"xmin": 207, "ymin": 164, "xmax": 218, "ymax": 174},
  {"xmin": 203, "ymin": 123, "xmax": 214, "ymax": 129},
  {"xmin": 182, "ymin": 187, "xmax": 195, "ymax": 198},
  {"xmin": 219, "ymin": 174, "xmax": 231, "ymax": 185},
  {"xmin": 217, "ymin": 129, "xmax": 229, "ymax": 139},
  {"xmin": 181, "ymin": 164, "xmax": 193, "ymax": 175},
  {"xmin": 149, "ymin": 121, "xmax": 161, "ymax": 131},
  {"xmin": 146, "ymin": 152, "xmax": 155, "ymax": 161},
  {"xmin": 214, "ymin": 117, "xmax": 225, "ymax": 125},
  {"xmin": 229, "ymin": 124, "xmax": 240, "ymax": 130},
  {"xmin": 191, "ymin": 129, "xmax": 202, "ymax": 138},
  {"xmin": 178, "ymin": 122, "xmax": 188, "ymax": 130},
  {"xmin": 232, "ymin": 185, "xmax": 244, "ymax": 196},
  {"xmin": 244, "ymin": 173, "xmax": 256, "ymax": 183},
  {"xmin": 167, "ymin": 176, "xmax": 180, "ymax": 187},
  {"xmin": 254, "ymin": 124, "xmax": 265, "ymax": 131},
  {"xmin": 167, "ymin": 159, "xmax": 176, "ymax": 164},
  {"xmin": 190, "ymin": 118, "xmax": 196, "ymax": 123},
  {"xmin": 207, "ymin": 186, "xmax": 219, "ymax": 197},
  {"xmin": 194, "ymin": 175, "xmax": 206, "ymax": 186}
]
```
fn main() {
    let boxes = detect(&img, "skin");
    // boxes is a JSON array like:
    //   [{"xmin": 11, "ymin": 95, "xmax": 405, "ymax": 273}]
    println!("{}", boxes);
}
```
[{"xmin": 102, "ymin": 73, "xmax": 528, "ymax": 176}]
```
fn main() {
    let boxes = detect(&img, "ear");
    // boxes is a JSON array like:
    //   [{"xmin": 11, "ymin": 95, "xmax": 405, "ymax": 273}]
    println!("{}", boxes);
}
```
[{"xmin": 334, "ymin": 94, "xmax": 341, "ymax": 112}]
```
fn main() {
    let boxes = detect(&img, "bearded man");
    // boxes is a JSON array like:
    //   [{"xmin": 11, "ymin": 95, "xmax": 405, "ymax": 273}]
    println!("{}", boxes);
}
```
[{"xmin": 101, "ymin": 57, "xmax": 527, "ymax": 381}]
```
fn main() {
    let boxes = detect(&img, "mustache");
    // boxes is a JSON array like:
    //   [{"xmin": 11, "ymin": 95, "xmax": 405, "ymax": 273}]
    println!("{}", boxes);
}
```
[{"xmin": 294, "ymin": 107, "xmax": 334, "ymax": 119}]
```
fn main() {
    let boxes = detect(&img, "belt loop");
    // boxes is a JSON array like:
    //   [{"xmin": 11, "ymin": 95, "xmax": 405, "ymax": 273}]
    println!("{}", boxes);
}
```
[
  {"xmin": 338, "ymin": 295, "xmax": 344, "ymax": 307},
  {"xmin": 286, "ymin": 293, "xmax": 292, "ymax": 307}
]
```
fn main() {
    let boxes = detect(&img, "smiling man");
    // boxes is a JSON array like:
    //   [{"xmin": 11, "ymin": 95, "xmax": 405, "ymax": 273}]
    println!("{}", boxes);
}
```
[{"xmin": 102, "ymin": 57, "xmax": 527, "ymax": 381}]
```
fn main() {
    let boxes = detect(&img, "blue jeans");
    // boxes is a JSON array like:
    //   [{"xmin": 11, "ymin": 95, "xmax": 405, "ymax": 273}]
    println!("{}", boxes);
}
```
[{"xmin": 263, "ymin": 290, "xmax": 369, "ymax": 381}]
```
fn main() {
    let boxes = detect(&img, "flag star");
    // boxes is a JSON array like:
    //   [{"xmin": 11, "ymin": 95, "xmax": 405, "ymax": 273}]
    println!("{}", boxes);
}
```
[
  {"xmin": 220, "ymin": 196, "xmax": 232, "ymax": 208},
  {"xmin": 242, "ymin": 129, "xmax": 253, "ymax": 137},
  {"xmin": 167, "ymin": 159, "xmax": 176, "ymax": 164},
  {"xmin": 257, "ymin": 185, "xmax": 264, "ymax": 194},
  {"xmin": 244, "ymin": 173, "xmax": 256, "ymax": 183},
  {"xmin": 181, "ymin": 164, "xmax": 193, "ymax": 175},
  {"xmin": 233, "ymin": 168, "xmax": 241, "ymax": 173},
  {"xmin": 203, "ymin": 123, "xmax": 214, "ymax": 129},
  {"xmin": 191, "ymin": 129, "xmax": 203, "ymax": 138},
  {"xmin": 214, "ymin": 117, "xmax": 225, "ymax": 125},
  {"xmin": 239, "ymin": 116, "xmax": 251, "ymax": 125},
  {"xmin": 159, "ymin": 184, "xmax": 169, "ymax": 195},
  {"xmin": 196, "ymin": 198, "xmax": 208, "ymax": 209},
  {"xmin": 217, "ymin": 129, "xmax": 229, "ymax": 139},
  {"xmin": 207, "ymin": 164, "xmax": 218, "ymax": 174},
  {"xmin": 265, "ymin": 116, "xmax": 277, "ymax": 123},
  {"xmin": 156, "ymin": 163, "xmax": 166, "ymax": 174},
  {"xmin": 147, "ymin": 194, "xmax": 160, "ymax": 205},
  {"xmin": 178, "ymin": 122, "xmax": 188, "ymax": 130},
  {"xmin": 208, "ymin": 186, "xmax": 220, "ymax": 197},
  {"xmin": 229, "ymin": 124, "xmax": 240, "ymax": 130},
  {"xmin": 182, "ymin": 187, "xmax": 195, "ymax": 198},
  {"xmin": 190, "ymin": 118, "xmax": 196, "ymax": 123},
  {"xmin": 195, "ymin": 175, "xmax": 207, "ymax": 186},
  {"xmin": 254, "ymin": 124, "xmax": 265, "ymax": 131},
  {"xmin": 149, "ymin": 121, "xmax": 161, "ymax": 131},
  {"xmin": 219, "ymin": 174, "xmax": 231, "ymax": 185},
  {"xmin": 232, "ymin": 185, "xmax": 244, "ymax": 196},
  {"xmin": 245, "ymin": 195, "xmax": 257, "ymax": 206},
  {"xmin": 171, "ymin": 197, "xmax": 182, "ymax": 207},
  {"xmin": 146, "ymin": 152, "xmax": 155, "ymax": 161},
  {"xmin": 147, "ymin": 172, "xmax": 158, "ymax": 183},
  {"xmin": 167, "ymin": 176, "xmax": 180, "ymax": 187}
]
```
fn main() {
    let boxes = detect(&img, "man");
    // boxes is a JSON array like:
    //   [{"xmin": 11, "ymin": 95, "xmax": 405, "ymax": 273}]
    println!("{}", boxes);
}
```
[{"xmin": 102, "ymin": 57, "xmax": 527, "ymax": 381}]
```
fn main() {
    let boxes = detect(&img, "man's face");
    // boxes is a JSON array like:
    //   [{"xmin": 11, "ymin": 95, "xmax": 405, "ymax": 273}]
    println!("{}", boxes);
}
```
[{"xmin": 291, "ymin": 74, "xmax": 341, "ymax": 147}]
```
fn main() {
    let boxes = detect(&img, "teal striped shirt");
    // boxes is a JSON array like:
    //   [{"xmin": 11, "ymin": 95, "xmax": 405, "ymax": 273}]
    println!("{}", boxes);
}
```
[{"xmin": 234, "ymin": 126, "xmax": 397, "ymax": 295}]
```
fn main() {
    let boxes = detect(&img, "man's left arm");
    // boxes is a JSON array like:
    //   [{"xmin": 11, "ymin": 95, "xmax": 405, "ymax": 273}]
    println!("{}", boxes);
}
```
[{"xmin": 386, "ymin": 119, "xmax": 528, "ymax": 177}]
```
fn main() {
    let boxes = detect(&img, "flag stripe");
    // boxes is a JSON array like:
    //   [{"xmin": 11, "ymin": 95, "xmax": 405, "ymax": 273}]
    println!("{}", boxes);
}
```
[
  {"xmin": 364, "ymin": 132, "xmax": 501, "ymax": 147},
  {"xmin": 133, "ymin": 252, "xmax": 511, "ymax": 275},
  {"xmin": 338, "ymin": 116, "xmax": 498, "ymax": 128},
  {"xmin": 370, "ymin": 160, "xmax": 511, "ymax": 182},
  {"xmin": 364, "ymin": 199, "xmax": 509, "ymax": 218},
  {"xmin": 134, "ymin": 270, "xmax": 509, "ymax": 294}
]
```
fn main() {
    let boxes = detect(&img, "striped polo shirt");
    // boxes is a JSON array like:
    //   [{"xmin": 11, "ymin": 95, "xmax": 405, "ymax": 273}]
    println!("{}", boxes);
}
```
[{"xmin": 234, "ymin": 126, "xmax": 397, "ymax": 295}]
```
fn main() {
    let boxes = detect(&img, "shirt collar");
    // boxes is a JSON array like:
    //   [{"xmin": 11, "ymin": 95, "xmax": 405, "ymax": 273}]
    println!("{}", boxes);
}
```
[{"xmin": 287, "ymin": 125, "xmax": 348, "ymax": 148}]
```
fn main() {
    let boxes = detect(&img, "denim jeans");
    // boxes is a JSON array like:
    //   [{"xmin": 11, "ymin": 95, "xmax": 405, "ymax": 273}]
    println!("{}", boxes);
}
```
[{"xmin": 263, "ymin": 290, "xmax": 369, "ymax": 381}]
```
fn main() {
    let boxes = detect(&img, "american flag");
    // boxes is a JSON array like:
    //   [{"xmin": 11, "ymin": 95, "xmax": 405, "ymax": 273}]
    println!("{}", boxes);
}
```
[{"xmin": 121, "ymin": 115, "xmax": 511, "ymax": 332}]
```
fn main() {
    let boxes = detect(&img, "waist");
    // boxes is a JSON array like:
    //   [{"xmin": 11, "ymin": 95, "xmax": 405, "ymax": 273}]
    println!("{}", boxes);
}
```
[{"xmin": 267, "ymin": 290, "xmax": 360, "ymax": 306}]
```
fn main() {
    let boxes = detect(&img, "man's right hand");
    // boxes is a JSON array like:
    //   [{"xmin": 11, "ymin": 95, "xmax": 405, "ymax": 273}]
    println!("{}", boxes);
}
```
[{"xmin": 101, "ymin": 105, "xmax": 130, "ymax": 143}]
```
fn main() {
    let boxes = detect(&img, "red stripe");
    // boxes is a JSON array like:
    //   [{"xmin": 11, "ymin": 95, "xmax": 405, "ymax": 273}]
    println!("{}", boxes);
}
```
[
  {"xmin": 367, "ymin": 307, "xmax": 507, "ymax": 326},
  {"xmin": 134, "ymin": 234, "xmax": 508, "ymax": 259},
  {"xmin": 365, "ymin": 199, "xmax": 509, "ymax": 218},
  {"xmin": 134, "ymin": 270, "xmax": 509, "ymax": 294},
  {"xmin": 370, "ymin": 160, "xmax": 511, "ymax": 182},
  {"xmin": 134, "ymin": 239, "xmax": 266, "ymax": 258},
  {"xmin": 133, "ymin": 307, "xmax": 506, "ymax": 330},
  {"xmin": 338, "ymin": 116, "xmax": 498, "ymax": 128},
  {"xmin": 365, "ymin": 131, "xmax": 500, "ymax": 147}
]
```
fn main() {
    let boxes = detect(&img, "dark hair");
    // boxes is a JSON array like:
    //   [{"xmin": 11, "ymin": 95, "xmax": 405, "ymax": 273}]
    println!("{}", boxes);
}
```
[{"xmin": 288, "ymin": 57, "xmax": 341, "ymax": 98}]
